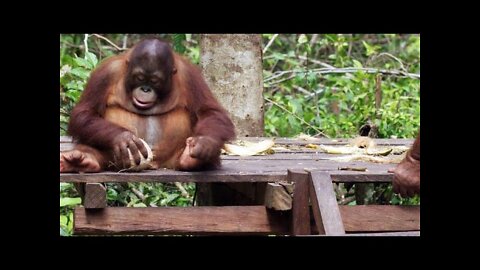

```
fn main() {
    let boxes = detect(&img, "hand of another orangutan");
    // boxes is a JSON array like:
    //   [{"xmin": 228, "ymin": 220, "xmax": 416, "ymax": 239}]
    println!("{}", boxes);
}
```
[
  {"xmin": 186, "ymin": 136, "xmax": 222, "ymax": 161},
  {"xmin": 112, "ymin": 131, "xmax": 149, "ymax": 169},
  {"xmin": 388, "ymin": 153, "xmax": 420, "ymax": 198}
]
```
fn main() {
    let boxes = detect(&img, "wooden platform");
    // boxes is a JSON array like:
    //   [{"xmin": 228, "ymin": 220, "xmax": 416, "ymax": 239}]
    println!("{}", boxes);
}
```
[{"xmin": 60, "ymin": 136, "xmax": 420, "ymax": 236}]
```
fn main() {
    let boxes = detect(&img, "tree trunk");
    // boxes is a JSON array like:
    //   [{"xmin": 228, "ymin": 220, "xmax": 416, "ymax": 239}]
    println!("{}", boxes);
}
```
[
  {"xmin": 196, "ymin": 34, "xmax": 265, "ymax": 206},
  {"xmin": 200, "ymin": 34, "xmax": 264, "ymax": 137}
]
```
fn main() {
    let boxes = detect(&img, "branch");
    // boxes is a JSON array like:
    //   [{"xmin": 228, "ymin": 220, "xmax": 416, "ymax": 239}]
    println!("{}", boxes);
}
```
[
  {"xmin": 309, "ymin": 34, "xmax": 319, "ymax": 47},
  {"xmin": 131, "ymin": 187, "xmax": 146, "ymax": 202},
  {"xmin": 122, "ymin": 34, "xmax": 128, "ymax": 50},
  {"xmin": 373, "ymin": 52, "xmax": 406, "ymax": 71},
  {"xmin": 297, "ymin": 55, "xmax": 335, "ymax": 69},
  {"xmin": 91, "ymin": 34, "xmax": 126, "ymax": 51},
  {"xmin": 263, "ymin": 34, "xmax": 279, "ymax": 54},
  {"xmin": 267, "ymin": 74, "xmax": 297, "ymax": 85},
  {"xmin": 264, "ymin": 67, "xmax": 420, "ymax": 83},
  {"xmin": 83, "ymin": 34, "xmax": 89, "ymax": 55},
  {"xmin": 339, "ymin": 196, "xmax": 356, "ymax": 205},
  {"xmin": 175, "ymin": 182, "xmax": 190, "ymax": 198},
  {"xmin": 264, "ymin": 97, "xmax": 329, "ymax": 138},
  {"xmin": 293, "ymin": 85, "xmax": 312, "ymax": 95}
]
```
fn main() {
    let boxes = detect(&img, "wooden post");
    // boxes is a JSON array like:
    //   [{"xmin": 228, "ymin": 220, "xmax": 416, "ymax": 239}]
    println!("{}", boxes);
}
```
[
  {"xmin": 83, "ymin": 183, "xmax": 107, "ymax": 209},
  {"xmin": 308, "ymin": 171, "xmax": 345, "ymax": 235},
  {"xmin": 288, "ymin": 170, "xmax": 311, "ymax": 235}
]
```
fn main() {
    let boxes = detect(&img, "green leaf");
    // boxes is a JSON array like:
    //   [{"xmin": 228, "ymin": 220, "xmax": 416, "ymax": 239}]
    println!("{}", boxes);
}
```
[
  {"xmin": 60, "ymin": 227, "xmax": 69, "ymax": 236},
  {"xmin": 85, "ymin": 52, "xmax": 98, "ymax": 68},
  {"xmin": 107, "ymin": 188, "xmax": 118, "ymax": 201},
  {"xmin": 390, "ymin": 196, "xmax": 401, "ymax": 205},
  {"xmin": 65, "ymin": 90, "xmax": 82, "ymax": 102},
  {"xmin": 362, "ymin": 41, "xmax": 380, "ymax": 56},
  {"xmin": 289, "ymin": 99, "xmax": 302, "ymax": 114},
  {"xmin": 60, "ymin": 197, "xmax": 81, "ymax": 207},
  {"xmin": 272, "ymin": 52, "xmax": 286, "ymax": 61},
  {"xmin": 287, "ymin": 114, "xmax": 296, "ymax": 126},
  {"xmin": 60, "ymin": 215, "xmax": 68, "ymax": 227},
  {"xmin": 172, "ymin": 34, "xmax": 186, "ymax": 54},
  {"xmin": 65, "ymin": 80, "xmax": 84, "ymax": 91},
  {"xmin": 165, "ymin": 193, "xmax": 179, "ymax": 204},
  {"xmin": 307, "ymin": 72, "xmax": 317, "ymax": 86},
  {"xmin": 298, "ymin": 34, "xmax": 308, "ymax": 44},
  {"xmin": 70, "ymin": 68, "xmax": 90, "ymax": 80},
  {"xmin": 68, "ymin": 211, "xmax": 74, "ymax": 231},
  {"xmin": 352, "ymin": 59, "xmax": 363, "ymax": 68},
  {"xmin": 73, "ymin": 57, "xmax": 90, "ymax": 69}
]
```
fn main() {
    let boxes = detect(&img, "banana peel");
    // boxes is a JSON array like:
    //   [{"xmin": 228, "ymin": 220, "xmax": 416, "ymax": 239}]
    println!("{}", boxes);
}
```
[
  {"xmin": 295, "ymin": 133, "xmax": 319, "ymax": 141},
  {"xmin": 223, "ymin": 139, "xmax": 275, "ymax": 156},
  {"xmin": 325, "ymin": 153, "xmax": 406, "ymax": 164}
]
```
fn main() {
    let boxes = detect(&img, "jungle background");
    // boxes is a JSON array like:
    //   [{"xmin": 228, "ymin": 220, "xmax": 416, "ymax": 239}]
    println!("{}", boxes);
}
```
[{"xmin": 60, "ymin": 34, "xmax": 420, "ymax": 236}]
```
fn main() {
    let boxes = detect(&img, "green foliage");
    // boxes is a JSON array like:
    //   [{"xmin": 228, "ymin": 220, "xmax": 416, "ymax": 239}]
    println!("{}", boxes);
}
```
[
  {"xmin": 263, "ymin": 34, "xmax": 420, "ymax": 139},
  {"xmin": 60, "ymin": 41, "xmax": 98, "ymax": 135},
  {"xmin": 60, "ymin": 183, "xmax": 81, "ymax": 236},
  {"xmin": 106, "ymin": 182, "xmax": 195, "ymax": 207},
  {"xmin": 172, "ymin": 34, "xmax": 187, "ymax": 54}
]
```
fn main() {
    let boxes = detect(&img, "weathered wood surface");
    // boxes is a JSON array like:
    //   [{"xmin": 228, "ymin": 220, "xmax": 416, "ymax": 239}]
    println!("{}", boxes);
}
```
[
  {"xmin": 74, "ymin": 204, "xmax": 419, "ymax": 235},
  {"xmin": 345, "ymin": 231, "xmax": 420, "ymax": 236},
  {"xmin": 339, "ymin": 205, "xmax": 420, "ymax": 232},
  {"xmin": 60, "ymin": 162, "xmax": 397, "ymax": 183},
  {"xmin": 309, "ymin": 171, "xmax": 345, "ymax": 235},
  {"xmin": 74, "ymin": 206, "xmax": 289, "ymax": 235},
  {"xmin": 83, "ymin": 183, "xmax": 107, "ymax": 209},
  {"xmin": 61, "ymin": 136, "xmax": 413, "ymax": 146},
  {"xmin": 60, "ymin": 136, "xmax": 411, "ymax": 183},
  {"xmin": 309, "ymin": 231, "xmax": 420, "ymax": 237},
  {"xmin": 289, "ymin": 170, "xmax": 311, "ymax": 235}
]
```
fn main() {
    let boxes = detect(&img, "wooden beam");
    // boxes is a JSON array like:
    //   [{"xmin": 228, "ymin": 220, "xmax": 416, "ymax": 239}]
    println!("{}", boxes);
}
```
[
  {"xmin": 346, "ymin": 231, "xmax": 420, "ymax": 236},
  {"xmin": 61, "ymin": 136, "xmax": 413, "ymax": 146},
  {"xmin": 83, "ymin": 183, "xmax": 107, "ymax": 209},
  {"xmin": 60, "ymin": 163, "xmax": 397, "ymax": 184},
  {"xmin": 74, "ymin": 206, "xmax": 290, "ymax": 235},
  {"xmin": 340, "ymin": 205, "xmax": 420, "ymax": 232},
  {"xmin": 309, "ymin": 171, "xmax": 345, "ymax": 235},
  {"xmin": 289, "ymin": 170, "xmax": 311, "ymax": 235}
]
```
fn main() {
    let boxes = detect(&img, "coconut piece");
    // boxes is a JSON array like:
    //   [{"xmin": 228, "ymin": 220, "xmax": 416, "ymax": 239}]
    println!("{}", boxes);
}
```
[{"xmin": 126, "ymin": 139, "xmax": 154, "ymax": 172}]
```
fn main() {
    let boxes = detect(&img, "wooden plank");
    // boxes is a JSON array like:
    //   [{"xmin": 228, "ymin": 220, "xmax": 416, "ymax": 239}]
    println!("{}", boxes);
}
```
[
  {"xmin": 289, "ymin": 170, "xmax": 311, "ymax": 235},
  {"xmin": 309, "ymin": 171, "xmax": 345, "ymax": 235},
  {"xmin": 60, "ymin": 159, "xmax": 396, "ymax": 183},
  {"xmin": 60, "ymin": 136, "xmax": 413, "ymax": 146},
  {"xmin": 60, "ymin": 171, "xmax": 394, "ymax": 184},
  {"xmin": 74, "ymin": 206, "xmax": 290, "ymax": 235},
  {"xmin": 346, "ymin": 231, "xmax": 420, "ymax": 236},
  {"xmin": 61, "ymin": 145, "xmax": 404, "ymax": 158},
  {"xmin": 340, "ymin": 205, "xmax": 420, "ymax": 232},
  {"xmin": 83, "ymin": 183, "xmax": 107, "ymax": 209},
  {"xmin": 309, "ymin": 231, "xmax": 420, "ymax": 237}
]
